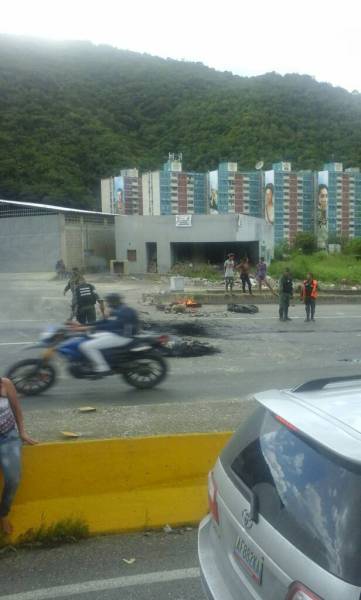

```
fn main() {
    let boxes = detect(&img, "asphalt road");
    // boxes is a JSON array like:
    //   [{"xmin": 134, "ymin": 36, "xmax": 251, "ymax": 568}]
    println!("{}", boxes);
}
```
[
  {"xmin": 0, "ymin": 529, "xmax": 203, "ymax": 600},
  {"xmin": 2, "ymin": 275, "xmax": 361, "ymax": 439}
]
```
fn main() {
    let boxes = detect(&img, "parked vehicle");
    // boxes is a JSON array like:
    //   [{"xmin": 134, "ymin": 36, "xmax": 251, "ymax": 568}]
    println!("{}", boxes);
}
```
[
  {"xmin": 6, "ymin": 325, "xmax": 168, "ymax": 395},
  {"xmin": 198, "ymin": 375, "xmax": 361, "ymax": 599}
]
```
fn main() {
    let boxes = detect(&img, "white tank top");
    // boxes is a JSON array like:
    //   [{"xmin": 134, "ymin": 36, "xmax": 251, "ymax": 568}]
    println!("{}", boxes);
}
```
[{"xmin": 0, "ymin": 381, "xmax": 16, "ymax": 435}]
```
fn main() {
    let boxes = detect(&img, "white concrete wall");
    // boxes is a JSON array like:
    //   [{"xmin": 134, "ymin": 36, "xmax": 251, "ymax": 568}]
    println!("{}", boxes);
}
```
[
  {"xmin": 0, "ymin": 214, "xmax": 62, "ymax": 272},
  {"xmin": 115, "ymin": 214, "xmax": 274, "ymax": 274},
  {"xmin": 142, "ymin": 172, "xmax": 160, "ymax": 215}
]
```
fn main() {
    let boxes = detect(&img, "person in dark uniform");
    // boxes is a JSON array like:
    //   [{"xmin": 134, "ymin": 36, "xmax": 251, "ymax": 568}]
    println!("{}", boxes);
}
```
[
  {"xmin": 278, "ymin": 268, "xmax": 293, "ymax": 321},
  {"xmin": 73, "ymin": 277, "xmax": 105, "ymax": 324}
]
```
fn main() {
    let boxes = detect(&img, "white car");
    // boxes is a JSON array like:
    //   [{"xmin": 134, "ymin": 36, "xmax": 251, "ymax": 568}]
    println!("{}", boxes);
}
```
[{"xmin": 198, "ymin": 375, "xmax": 361, "ymax": 599}]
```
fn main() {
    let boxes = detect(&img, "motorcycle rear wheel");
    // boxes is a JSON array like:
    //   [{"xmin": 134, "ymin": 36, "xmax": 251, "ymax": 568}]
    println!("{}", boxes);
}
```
[
  {"xmin": 122, "ymin": 352, "xmax": 167, "ymax": 389},
  {"xmin": 6, "ymin": 359, "xmax": 56, "ymax": 396}
]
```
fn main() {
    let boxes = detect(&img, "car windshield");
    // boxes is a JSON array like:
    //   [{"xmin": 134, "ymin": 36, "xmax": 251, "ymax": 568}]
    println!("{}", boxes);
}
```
[{"xmin": 221, "ymin": 403, "xmax": 361, "ymax": 585}]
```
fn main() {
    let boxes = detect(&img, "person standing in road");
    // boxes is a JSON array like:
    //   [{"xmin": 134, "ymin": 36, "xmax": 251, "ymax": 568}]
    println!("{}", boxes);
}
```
[
  {"xmin": 301, "ymin": 272, "xmax": 318, "ymax": 322},
  {"xmin": 237, "ymin": 257, "xmax": 252, "ymax": 295},
  {"xmin": 64, "ymin": 267, "xmax": 81, "ymax": 318},
  {"xmin": 0, "ymin": 377, "xmax": 37, "ymax": 535},
  {"xmin": 224, "ymin": 253, "xmax": 236, "ymax": 294},
  {"xmin": 74, "ymin": 277, "xmax": 105, "ymax": 324},
  {"xmin": 279, "ymin": 268, "xmax": 293, "ymax": 321}
]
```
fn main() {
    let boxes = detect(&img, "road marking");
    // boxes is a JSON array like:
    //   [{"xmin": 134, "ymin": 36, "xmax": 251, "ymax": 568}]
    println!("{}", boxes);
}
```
[
  {"xmin": 0, "ymin": 342, "xmax": 34, "ymax": 346},
  {"xmin": 0, "ymin": 567, "xmax": 200, "ymax": 600},
  {"xmin": 0, "ymin": 320, "xmax": 46, "ymax": 323}
]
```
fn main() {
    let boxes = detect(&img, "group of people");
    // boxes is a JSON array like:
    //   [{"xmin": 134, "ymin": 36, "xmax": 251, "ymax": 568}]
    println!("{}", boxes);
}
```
[
  {"xmin": 224, "ymin": 254, "xmax": 270, "ymax": 295},
  {"xmin": 279, "ymin": 268, "xmax": 318, "ymax": 322}
]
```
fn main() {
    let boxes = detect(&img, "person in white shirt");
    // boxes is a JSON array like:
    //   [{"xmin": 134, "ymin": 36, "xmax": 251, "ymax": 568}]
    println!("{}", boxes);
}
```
[{"xmin": 224, "ymin": 253, "xmax": 236, "ymax": 294}]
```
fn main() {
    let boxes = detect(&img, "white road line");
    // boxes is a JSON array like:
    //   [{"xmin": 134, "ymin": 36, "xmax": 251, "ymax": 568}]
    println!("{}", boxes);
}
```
[
  {"xmin": 0, "ymin": 342, "xmax": 34, "ymax": 346},
  {"xmin": 0, "ymin": 320, "xmax": 45, "ymax": 323},
  {"xmin": 0, "ymin": 567, "xmax": 200, "ymax": 600}
]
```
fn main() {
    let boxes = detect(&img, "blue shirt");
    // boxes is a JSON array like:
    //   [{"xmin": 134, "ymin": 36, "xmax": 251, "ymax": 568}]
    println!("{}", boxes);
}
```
[{"xmin": 94, "ymin": 306, "xmax": 139, "ymax": 337}]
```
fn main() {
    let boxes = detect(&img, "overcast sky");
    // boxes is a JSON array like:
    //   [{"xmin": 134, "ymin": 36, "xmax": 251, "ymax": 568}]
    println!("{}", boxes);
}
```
[{"xmin": 1, "ymin": 0, "xmax": 361, "ymax": 92}]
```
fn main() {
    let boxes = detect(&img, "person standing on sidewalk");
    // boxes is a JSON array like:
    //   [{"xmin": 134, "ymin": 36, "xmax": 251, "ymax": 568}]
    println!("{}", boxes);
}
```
[
  {"xmin": 301, "ymin": 272, "xmax": 318, "ymax": 322},
  {"xmin": 255, "ymin": 257, "xmax": 268, "ymax": 292},
  {"xmin": 0, "ymin": 377, "xmax": 37, "ymax": 535},
  {"xmin": 279, "ymin": 268, "xmax": 293, "ymax": 321},
  {"xmin": 237, "ymin": 257, "xmax": 252, "ymax": 295},
  {"xmin": 224, "ymin": 253, "xmax": 236, "ymax": 294}
]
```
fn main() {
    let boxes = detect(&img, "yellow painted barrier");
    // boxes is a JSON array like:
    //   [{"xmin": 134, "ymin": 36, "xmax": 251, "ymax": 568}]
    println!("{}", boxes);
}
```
[{"xmin": 1, "ymin": 433, "xmax": 232, "ymax": 542}]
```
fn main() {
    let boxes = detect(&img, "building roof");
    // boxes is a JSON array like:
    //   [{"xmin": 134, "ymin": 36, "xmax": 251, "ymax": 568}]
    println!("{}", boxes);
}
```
[{"xmin": 0, "ymin": 198, "xmax": 114, "ymax": 217}]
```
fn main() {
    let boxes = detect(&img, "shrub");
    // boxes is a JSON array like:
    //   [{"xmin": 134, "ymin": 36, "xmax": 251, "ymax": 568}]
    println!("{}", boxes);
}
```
[{"xmin": 292, "ymin": 232, "xmax": 317, "ymax": 255}]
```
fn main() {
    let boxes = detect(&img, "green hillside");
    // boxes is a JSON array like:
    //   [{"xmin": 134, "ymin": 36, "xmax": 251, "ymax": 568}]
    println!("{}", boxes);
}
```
[{"xmin": 1, "ymin": 34, "xmax": 361, "ymax": 209}]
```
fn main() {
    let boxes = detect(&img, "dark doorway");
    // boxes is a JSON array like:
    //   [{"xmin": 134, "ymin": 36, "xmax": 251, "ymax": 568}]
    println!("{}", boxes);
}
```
[
  {"xmin": 146, "ymin": 242, "xmax": 158, "ymax": 273},
  {"xmin": 170, "ymin": 241, "xmax": 259, "ymax": 267}
]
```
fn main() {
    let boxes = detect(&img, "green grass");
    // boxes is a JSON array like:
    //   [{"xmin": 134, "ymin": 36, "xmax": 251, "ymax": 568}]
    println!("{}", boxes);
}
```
[
  {"xmin": 269, "ymin": 252, "xmax": 361, "ymax": 284},
  {"xmin": 170, "ymin": 262, "xmax": 222, "ymax": 281},
  {"xmin": 0, "ymin": 517, "xmax": 89, "ymax": 552}
]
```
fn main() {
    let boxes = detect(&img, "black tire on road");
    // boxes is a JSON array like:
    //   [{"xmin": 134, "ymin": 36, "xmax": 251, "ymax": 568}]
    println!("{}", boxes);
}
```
[
  {"xmin": 6, "ymin": 359, "xmax": 56, "ymax": 396},
  {"xmin": 122, "ymin": 352, "xmax": 167, "ymax": 389}
]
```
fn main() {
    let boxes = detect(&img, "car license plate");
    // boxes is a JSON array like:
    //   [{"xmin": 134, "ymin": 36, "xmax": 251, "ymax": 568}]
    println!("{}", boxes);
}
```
[{"xmin": 234, "ymin": 535, "xmax": 264, "ymax": 585}]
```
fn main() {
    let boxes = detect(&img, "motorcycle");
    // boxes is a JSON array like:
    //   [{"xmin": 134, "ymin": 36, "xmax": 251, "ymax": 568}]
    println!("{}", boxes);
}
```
[{"xmin": 6, "ymin": 325, "xmax": 169, "ymax": 396}]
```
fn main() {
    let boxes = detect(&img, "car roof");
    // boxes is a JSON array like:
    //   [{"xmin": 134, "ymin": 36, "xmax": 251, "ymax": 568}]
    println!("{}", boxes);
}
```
[{"xmin": 255, "ymin": 377, "xmax": 361, "ymax": 464}]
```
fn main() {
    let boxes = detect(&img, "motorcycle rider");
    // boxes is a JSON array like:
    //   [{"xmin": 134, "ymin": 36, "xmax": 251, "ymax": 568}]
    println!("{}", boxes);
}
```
[{"xmin": 73, "ymin": 293, "xmax": 139, "ymax": 376}]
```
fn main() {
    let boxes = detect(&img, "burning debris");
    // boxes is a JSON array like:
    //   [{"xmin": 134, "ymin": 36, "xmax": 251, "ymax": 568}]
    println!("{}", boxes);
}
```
[{"xmin": 156, "ymin": 297, "xmax": 202, "ymax": 313}]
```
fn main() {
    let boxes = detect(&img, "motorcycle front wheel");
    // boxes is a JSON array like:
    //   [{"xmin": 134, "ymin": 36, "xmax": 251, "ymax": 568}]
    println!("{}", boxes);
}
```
[
  {"xmin": 121, "ymin": 352, "xmax": 167, "ymax": 389},
  {"xmin": 6, "ymin": 359, "xmax": 56, "ymax": 396}
]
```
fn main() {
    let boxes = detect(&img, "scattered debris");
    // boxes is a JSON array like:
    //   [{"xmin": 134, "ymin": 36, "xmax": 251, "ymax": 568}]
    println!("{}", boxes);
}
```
[
  {"xmin": 227, "ymin": 304, "xmax": 259, "ymax": 314},
  {"xmin": 162, "ymin": 336, "xmax": 220, "ymax": 357},
  {"xmin": 163, "ymin": 524, "xmax": 173, "ymax": 534},
  {"xmin": 78, "ymin": 407, "xmax": 96, "ymax": 413},
  {"xmin": 172, "ymin": 303, "xmax": 187, "ymax": 314},
  {"xmin": 122, "ymin": 558, "xmax": 136, "ymax": 565},
  {"xmin": 60, "ymin": 431, "xmax": 81, "ymax": 438}
]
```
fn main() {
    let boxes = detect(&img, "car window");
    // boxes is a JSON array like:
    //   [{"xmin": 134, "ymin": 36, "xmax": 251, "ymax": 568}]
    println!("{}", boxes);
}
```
[{"xmin": 221, "ymin": 403, "xmax": 361, "ymax": 585}]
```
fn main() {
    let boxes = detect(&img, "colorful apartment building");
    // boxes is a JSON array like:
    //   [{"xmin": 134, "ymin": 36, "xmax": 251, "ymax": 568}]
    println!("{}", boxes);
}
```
[
  {"xmin": 216, "ymin": 162, "xmax": 262, "ymax": 216},
  {"xmin": 100, "ymin": 157, "xmax": 361, "ymax": 245},
  {"xmin": 101, "ymin": 169, "xmax": 142, "ymax": 215},
  {"xmin": 317, "ymin": 163, "xmax": 361, "ymax": 244},
  {"xmin": 142, "ymin": 155, "xmax": 208, "ymax": 215},
  {"xmin": 265, "ymin": 162, "xmax": 315, "ymax": 244}
]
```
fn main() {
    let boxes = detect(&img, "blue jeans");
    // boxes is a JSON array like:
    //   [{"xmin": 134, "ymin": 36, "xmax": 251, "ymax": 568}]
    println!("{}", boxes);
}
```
[{"xmin": 0, "ymin": 428, "xmax": 22, "ymax": 517}]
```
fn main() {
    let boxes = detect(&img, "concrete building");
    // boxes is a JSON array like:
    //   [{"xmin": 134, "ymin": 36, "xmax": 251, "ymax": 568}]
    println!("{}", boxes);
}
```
[
  {"xmin": 318, "ymin": 163, "xmax": 361, "ymax": 242},
  {"xmin": 115, "ymin": 213, "xmax": 274, "ymax": 274},
  {"xmin": 101, "ymin": 169, "xmax": 142, "ymax": 215},
  {"xmin": 142, "ymin": 155, "xmax": 208, "ymax": 215},
  {"xmin": 265, "ymin": 162, "xmax": 315, "ymax": 244},
  {"xmin": 0, "ymin": 200, "xmax": 115, "ymax": 272},
  {"xmin": 217, "ymin": 162, "xmax": 263, "ymax": 217}
]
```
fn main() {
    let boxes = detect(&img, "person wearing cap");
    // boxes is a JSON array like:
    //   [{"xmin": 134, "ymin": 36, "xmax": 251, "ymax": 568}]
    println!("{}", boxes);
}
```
[
  {"xmin": 73, "ymin": 293, "xmax": 139, "ymax": 375},
  {"xmin": 224, "ymin": 253, "xmax": 236, "ymax": 294}
]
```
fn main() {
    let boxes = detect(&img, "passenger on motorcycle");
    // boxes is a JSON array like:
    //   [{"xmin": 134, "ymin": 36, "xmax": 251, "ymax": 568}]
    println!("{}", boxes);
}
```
[{"xmin": 72, "ymin": 293, "xmax": 139, "ymax": 375}]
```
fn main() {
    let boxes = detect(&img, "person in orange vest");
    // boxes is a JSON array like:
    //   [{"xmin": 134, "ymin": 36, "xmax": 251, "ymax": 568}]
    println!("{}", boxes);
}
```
[{"xmin": 301, "ymin": 272, "xmax": 318, "ymax": 322}]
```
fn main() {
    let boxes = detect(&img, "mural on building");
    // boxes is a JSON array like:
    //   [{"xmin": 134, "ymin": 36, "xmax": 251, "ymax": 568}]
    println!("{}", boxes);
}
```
[
  {"xmin": 264, "ymin": 183, "xmax": 274, "ymax": 225},
  {"xmin": 113, "ymin": 176, "xmax": 124, "ymax": 214},
  {"xmin": 209, "ymin": 170, "xmax": 218, "ymax": 213},
  {"xmin": 317, "ymin": 183, "xmax": 328, "ymax": 249}
]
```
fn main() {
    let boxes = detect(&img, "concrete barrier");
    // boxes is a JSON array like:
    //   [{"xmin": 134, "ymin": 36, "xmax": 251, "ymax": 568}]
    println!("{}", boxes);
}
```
[{"xmin": 1, "ymin": 433, "xmax": 232, "ymax": 542}]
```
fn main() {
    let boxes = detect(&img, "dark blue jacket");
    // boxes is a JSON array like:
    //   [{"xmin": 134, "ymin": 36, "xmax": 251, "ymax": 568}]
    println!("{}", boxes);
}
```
[{"xmin": 94, "ymin": 305, "xmax": 139, "ymax": 337}]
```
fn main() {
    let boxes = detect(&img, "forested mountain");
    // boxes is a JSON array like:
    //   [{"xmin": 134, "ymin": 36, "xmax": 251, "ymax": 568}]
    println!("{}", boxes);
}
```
[{"xmin": 1, "ymin": 34, "xmax": 361, "ymax": 209}]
